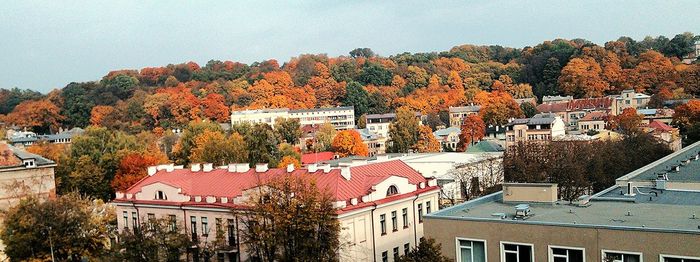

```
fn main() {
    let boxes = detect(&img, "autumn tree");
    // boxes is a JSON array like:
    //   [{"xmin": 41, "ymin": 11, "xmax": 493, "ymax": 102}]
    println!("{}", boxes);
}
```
[
  {"xmin": 611, "ymin": 108, "xmax": 644, "ymax": 135},
  {"xmin": 413, "ymin": 125, "xmax": 440, "ymax": 153},
  {"xmin": 459, "ymin": 115, "xmax": 486, "ymax": 151},
  {"xmin": 190, "ymin": 130, "xmax": 249, "ymax": 166},
  {"xmin": 387, "ymin": 107, "xmax": 420, "ymax": 153},
  {"xmin": 1, "ymin": 194, "xmax": 114, "ymax": 261},
  {"xmin": 246, "ymin": 123, "xmax": 281, "ymax": 167},
  {"xmin": 313, "ymin": 122, "xmax": 337, "ymax": 152},
  {"xmin": 474, "ymin": 91, "xmax": 523, "ymax": 126},
  {"xmin": 672, "ymin": 100, "xmax": 700, "ymax": 131},
  {"xmin": 275, "ymin": 117, "xmax": 302, "ymax": 144},
  {"xmin": 520, "ymin": 101, "xmax": 538, "ymax": 118},
  {"xmin": 331, "ymin": 130, "xmax": 369, "ymax": 157},
  {"xmin": 6, "ymin": 99, "xmax": 65, "ymax": 133},
  {"xmin": 172, "ymin": 120, "xmax": 223, "ymax": 165},
  {"xmin": 558, "ymin": 57, "xmax": 609, "ymax": 97},
  {"xmin": 111, "ymin": 152, "xmax": 167, "ymax": 191},
  {"xmin": 89, "ymin": 105, "xmax": 116, "ymax": 126},
  {"xmin": 241, "ymin": 175, "xmax": 340, "ymax": 262},
  {"xmin": 201, "ymin": 93, "xmax": 230, "ymax": 122}
]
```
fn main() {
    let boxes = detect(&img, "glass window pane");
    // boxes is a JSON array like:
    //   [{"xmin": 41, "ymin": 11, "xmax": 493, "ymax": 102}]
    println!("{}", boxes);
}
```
[
  {"xmin": 460, "ymin": 247, "xmax": 472, "ymax": 262},
  {"xmin": 504, "ymin": 244, "xmax": 517, "ymax": 251},
  {"xmin": 459, "ymin": 240, "xmax": 472, "ymax": 247},
  {"xmin": 553, "ymin": 248, "xmax": 567, "ymax": 255},
  {"xmin": 554, "ymin": 257, "xmax": 567, "ymax": 262},
  {"xmin": 472, "ymin": 241, "xmax": 485, "ymax": 262},
  {"xmin": 519, "ymin": 246, "xmax": 532, "ymax": 262},
  {"xmin": 505, "ymin": 252, "xmax": 518, "ymax": 262},
  {"xmin": 570, "ymin": 249, "xmax": 583, "ymax": 262}
]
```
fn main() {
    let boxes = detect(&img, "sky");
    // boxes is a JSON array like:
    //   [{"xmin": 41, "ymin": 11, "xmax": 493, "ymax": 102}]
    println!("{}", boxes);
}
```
[{"xmin": 1, "ymin": 0, "xmax": 700, "ymax": 93}]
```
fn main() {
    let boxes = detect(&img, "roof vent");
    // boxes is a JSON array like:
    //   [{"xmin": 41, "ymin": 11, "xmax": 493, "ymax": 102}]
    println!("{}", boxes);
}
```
[
  {"xmin": 514, "ymin": 204, "xmax": 531, "ymax": 219},
  {"xmin": 227, "ymin": 163, "xmax": 236, "ymax": 172},
  {"xmin": 255, "ymin": 163, "xmax": 269, "ymax": 173},
  {"xmin": 165, "ymin": 164, "xmax": 174, "ymax": 172},
  {"xmin": 236, "ymin": 163, "xmax": 250, "ymax": 172},
  {"xmin": 319, "ymin": 164, "xmax": 331, "ymax": 173},
  {"xmin": 308, "ymin": 163, "xmax": 318, "ymax": 172},
  {"xmin": 191, "ymin": 163, "xmax": 201, "ymax": 172},
  {"xmin": 203, "ymin": 163, "xmax": 213, "ymax": 172},
  {"xmin": 341, "ymin": 166, "xmax": 351, "ymax": 180}
]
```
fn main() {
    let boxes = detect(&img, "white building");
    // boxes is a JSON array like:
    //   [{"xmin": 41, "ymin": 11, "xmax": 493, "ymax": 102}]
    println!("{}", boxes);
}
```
[{"xmin": 230, "ymin": 107, "xmax": 355, "ymax": 130}]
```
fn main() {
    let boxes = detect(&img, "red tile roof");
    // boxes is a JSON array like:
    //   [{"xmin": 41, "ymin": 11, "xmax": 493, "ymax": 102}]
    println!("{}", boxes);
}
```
[
  {"xmin": 536, "ymin": 97, "xmax": 613, "ymax": 113},
  {"xmin": 648, "ymin": 120, "xmax": 674, "ymax": 132},
  {"xmin": 301, "ymin": 152, "xmax": 335, "ymax": 164},
  {"xmin": 120, "ymin": 160, "xmax": 436, "ymax": 213},
  {"xmin": 578, "ymin": 111, "xmax": 608, "ymax": 122}
]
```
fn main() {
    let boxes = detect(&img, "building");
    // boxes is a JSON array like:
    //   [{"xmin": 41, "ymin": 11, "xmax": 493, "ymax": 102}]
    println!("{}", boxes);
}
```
[
  {"xmin": 576, "ymin": 111, "xmax": 607, "ymax": 134},
  {"xmin": 7, "ymin": 128, "xmax": 84, "ymax": 147},
  {"xmin": 0, "ymin": 143, "xmax": 57, "ymax": 258},
  {"xmin": 425, "ymin": 141, "xmax": 700, "ymax": 262},
  {"xmin": 448, "ymin": 106, "xmax": 481, "ymax": 127},
  {"xmin": 682, "ymin": 41, "xmax": 700, "ymax": 64},
  {"xmin": 645, "ymin": 120, "xmax": 683, "ymax": 151},
  {"xmin": 504, "ymin": 113, "xmax": 566, "ymax": 149},
  {"xmin": 230, "ymin": 106, "xmax": 355, "ymax": 130},
  {"xmin": 541, "ymin": 95, "xmax": 573, "ymax": 104},
  {"xmin": 611, "ymin": 89, "xmax": 651, "ymax": 115},
  {"xmin": 432, "ymin": 127, "xmax": 461, "ymax": 151},
  {"xmin": 536, "ymin": 97, "xmax": 613, "ymax": 129},
  {"xmin": 514, "ymin": 97, "xmax": 537, "ymax": 106},
  {"xmin": 357, "ymin": 128, "xmax": 385, "ymax": 156},
  {"xmin": 113, "ymin": 160, "xmax": 439, "ymax": 262},
  {"xmin": 639, "ymin": 108, "xmax": 675, "ymax": 125},
  {"xmin": 465, "ymin": 140, "xmax": 504, "ymax": 153}
]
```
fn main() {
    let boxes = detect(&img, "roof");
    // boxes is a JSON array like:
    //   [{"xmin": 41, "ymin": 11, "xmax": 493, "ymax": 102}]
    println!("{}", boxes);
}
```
[
  {"xmin": 617, "ymin": 140, "xmax": 700, "ymax": 183},
  {"xmin": 0, "ymin": 144, "xmax": 55, "ymax": 169},
  {"xmin": 648, "ymin": 120, "xmax": 674, "ymax": 132},
  {"xmin": 366, "ymin": 113, "xmax": 397, "ymax": 120},
  {"xmin": 301, "ymin": 152, "xmax": 335, "ymax": 164},
  {"xmin": 542, "ymin": 95, "xmax": 573, "ymax": 102},
  {"xmin": 552, "ymin": 134, "xmax": 597, "ymax": 141},
  {"xmin": 356, "ymin": 128, "xmax": 380, "ymax": 141},
  {"xmin": 121, "ymin": 160, "xmax": 434, "ymax": 212},
  {"xmin": 507, "ymin": 113, "xmax": 558, "ymax": 127},
  {"xmin": 432, "ymin": 127, "xmax": 460, "ymax": 138},
  {"xmin": 536, "ymin": 97, "xmax": 613, "ymax": 113},
  {"xmin": 637, "ymin": 108, "xmax": 657, "ymax": 115},
  {"xmin": 231, "ymin": 108, "xmax": 290, "ymax": 115},
  {"xmin": 578, "ymin": 111, "xmax": 607, "ymax": 122},
  {"xmin": 449, "ymin": 106, "xmax": 481, "ymax": 113},
  {"xmin": 427, "ymin": 188, "xmax": 700, "ymax": 233},
  {"xmin": 466, "ymin": 140, "xmax": 504, "ymax": 153},
  {"xmin": 290, "ymin": 106, "xmax": 354, "ymax": 114}
]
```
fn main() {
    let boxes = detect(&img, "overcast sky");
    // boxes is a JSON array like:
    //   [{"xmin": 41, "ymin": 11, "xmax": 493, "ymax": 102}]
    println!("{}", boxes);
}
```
[{"xmin": 2, "ymin": 0, "xmax": 700, "ymax": 93}]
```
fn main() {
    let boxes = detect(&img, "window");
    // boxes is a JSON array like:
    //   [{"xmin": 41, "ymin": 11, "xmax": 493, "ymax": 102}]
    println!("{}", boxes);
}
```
[
  {"xmin": 382, "ymin": 251, "xmax": 388, "ymax": 262},
  {"xmin": 549, "ymin": 246, "xmax": 583, "ymax": 262},
  {"xmin": 201, "ymin": 217, "xmax": 208, "ymax": 236},
  {"xmin": 227, "ymin": 219, "xmax": 237, "ymax": 246},
  {"xmin": 391, "ymin": 211, "xmax": 398, "ymax": 231},
  {"xmin": 122, "ymin": 211, "xmax": 128, "ymax": 229},
  {"xmin": 457, "ymin": 238, "xmax": 486, "ymax": 262},
  {"xmin": 417, "ymin": 203, "xmax": 423, "ymax": 223},
  {"xmin": 404, "ymin": 243, "xmax": 410, "ymax": 255},
  {"xmin": 602, "ymin": 250, "xmax": 641, "ymax": 262},
  {"xmin": 168, "ymin": 215, "xmax": 177, "ymax": 231},
  {"xmin": 156, "ymin": 190, "xmax": 167, "ymax": 200},
  {"xmin": 147, "ymin": 213, "xmax": 155, "ymax": 229},
  {"xmin": 661, "ymin": 255, "xmax": 700, "ymax": 262},
  {"xmin": 131, "ymin": 212, "xmax": 138, "ymax": 229},
  {"xmin": 387, "ymin": 185, "xmax": 399, "ymax": 196},
  {"xmin": 380, "ymin": 214, "xmax": 386, "ymax": 235},
  {"xmin": 501, "ymin": 242, "xmax": 533, "ymax": 262},
  {"xmin": 216, "ymin": 218, "xmax": 222, "ymax": 234},
  {"xmin": 190, "ymin": 216, "xmax": 198, "ymax": 236},
  {"xmin": 393, "ymin": 247, "xmax": 400, "ymax": 260},
  {"xmin": 426, "ymin": 201, "xmax": 431, "ymax": 214}
]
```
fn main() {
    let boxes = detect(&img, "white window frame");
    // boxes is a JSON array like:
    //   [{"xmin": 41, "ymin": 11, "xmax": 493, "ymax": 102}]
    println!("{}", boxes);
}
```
[
  {"xmin": 660, "ymin": 254, "xmax": 700, "ymax": 262},
  {"xmin": 456, "ymin": 237, "xmax": 488, "ymax": 262},
  {"xmin": 500, "ymin": 241, "xmax": 535, "ymax": 262},
  {"xmin": 601, "ymin": 249, "xmax": 643, "ymax": 262},
  {"xmin": 548, "ymin": 245, "xmax": 585, "ymax": 262}
]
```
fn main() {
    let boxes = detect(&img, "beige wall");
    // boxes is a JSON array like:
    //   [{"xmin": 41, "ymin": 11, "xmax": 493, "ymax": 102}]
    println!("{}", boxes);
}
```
[
  {"xmin": 425, "ymin": 218, "xmax": 700, "ymax": 262},
  {"xmin": 0, "ymin": 166, "xmax": 56, "ymax": 211},
  {"xmin": 502, "ymin": 183, "xmax": 557, "ymax": 203}
]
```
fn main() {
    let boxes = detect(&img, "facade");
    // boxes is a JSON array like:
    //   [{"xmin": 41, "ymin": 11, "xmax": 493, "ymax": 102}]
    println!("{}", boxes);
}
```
[
  {"xmin": 504, "ymin": 113, "xmax": 566, "ymax": 149},
  {"xmin": 230, "ymin": 106, "xmax": 355, "ymax": 130},
  {"xmin": 425, "ymin": 141, "xmax": 700, "ymax": 262},
  {"xmin": 645, "ymin": 120, "xmax": 683, "ymax": 152},
  {"xmin": 357, "ymin": 128, "xmax": 385, "ymax": 156},
  {"xmin": 432, "ymin": 127, "xmax": 461, "ymax": 151},
  {"xmin": 365, "ymin": 113, "xmax": 399, "ymax": 139},
  {"xmin": 0, "ymin": 143, "xmax": 57, "ymax": 258},
  {"xmin": 576, "ymin": 111, "xmax": 607, "ymax": 133},
  {"xmin": 611, "ymin": 89, "xmax": 651, "ymax": 115},
  {"xmin": 448, "ymin": 106, "xmax": 481, "ymax": 127},
  {"xmin": 113, "ymin": 160, "xmax": 439, "ymax": 262}
]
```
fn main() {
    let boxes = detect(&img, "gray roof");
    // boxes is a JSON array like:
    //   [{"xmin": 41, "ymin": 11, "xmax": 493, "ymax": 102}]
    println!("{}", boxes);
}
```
[
  {"xmin": 230, "ymin": 108, "xmax": 289, "ymax": 115},
  {"xmin": 427, "ymin": 188, "xmax": 700, "ymax": 234},
  {"xmin": 449, "ymin": 106, "xmax": 481, "ymax": 113},
  {"xmin": 507, "ymin": 113, "xmax": 557, "ymax": 127},
  {"xmin": 366, "ymin": 113, "xmax": 397, "ymax": 120},
  {"xmin": 432, "ymin": 126, "xmax": 460, "ymax": 137},
  {"xmin": 617, "ymin": 141, "xmax": 700, "ymax": 183},
  {"xmin": 0, "ymin": 145, "xmax": 55, "ymax": 170}
]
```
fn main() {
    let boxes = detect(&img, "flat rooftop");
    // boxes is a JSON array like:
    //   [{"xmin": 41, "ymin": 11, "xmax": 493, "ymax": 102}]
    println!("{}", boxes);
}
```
[
  {"xmin": 617, "ymin": 140, "xmax": 700, "ymax": 183},
  {"xmin": 428, "ymin": 186, "xmax": 700, "ymax": 234}
]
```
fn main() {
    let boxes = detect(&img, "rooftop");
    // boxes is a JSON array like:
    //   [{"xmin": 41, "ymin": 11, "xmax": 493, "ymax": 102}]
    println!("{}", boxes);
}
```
[
  {"xmin": 290, "ymin": 106, "xmax": 354, "ymax": 114},
  {"xmin": 432, "ymin": 126, "xmax": 460, "ymax": 137},
  {"xmin": 449, "ymin": 106, "xmax": 481, "ymax": 113},
  {"xmin": 617, "ymin": 140, "xmax": 700, "ymax": 183},
  {"xmin": 301, "ymin": 152, "xmax": 336, "ymax": 164},
  {"xmin": 507, "ymin": 113, "xmax": 558, "ymax": 127},
  {"xmin": 466, "ymin": 140, "xmax": 504, "ymax": 153},
  {"xmin": 230, "ymin": 108, "xmax": 289, "ymax": 115},
  {"xmin": 0, "ymin": 144, "xmax": 55, "ymax": 170}
]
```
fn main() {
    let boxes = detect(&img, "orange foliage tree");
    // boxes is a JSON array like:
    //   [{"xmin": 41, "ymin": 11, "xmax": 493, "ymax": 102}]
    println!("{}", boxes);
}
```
[
  {"xmin": 201, "ymin": 93, "xmax": 230, "ymax": 122},
  {"xmin": 609, "ymin": 108, "xmax": 644, "ymax": 135},
  {"xmin": 474, "ymin": 91, "xmax": 523, "ymax": 126},
  {"xmin": 413, "ymin": 125, "xmax": 440, "ymax": 153},
  {"xmin": 459, "ymin": 114, "xmax": 486, "ymax": 151},
  {"xmin": 111, "ymin": 152, "xmax": 167, "ymax": 191},
  {"xmin": 277, "ymin": 155, "xmax": 301, "ymax": 169},
  {"xmin": 672, "ymin": 100, "xmax": 700, "ymax": 130},
  {"xmin": 558, "ymin": 57, "xmax": 609, "ymax": 97},
  {"xmin": 6, "ymin": 100, "xmax": 65, "ymax": 133},
  {"xmin": 331, "ymin": 130, "xmax": 369, "ymax": 157},
  {"xmin": 90, "ymin": 105, "xmax": 116, "ymax": 126}
]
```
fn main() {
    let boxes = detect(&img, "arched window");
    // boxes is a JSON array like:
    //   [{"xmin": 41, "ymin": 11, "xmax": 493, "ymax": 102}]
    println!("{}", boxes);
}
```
[{"xmin": 386, "ymin": 185, "xmax": 399, "ymax": 196}]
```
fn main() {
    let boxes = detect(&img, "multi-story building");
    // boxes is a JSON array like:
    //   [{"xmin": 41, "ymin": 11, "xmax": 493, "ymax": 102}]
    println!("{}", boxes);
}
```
[
  {"xmin": 536, "ymin": 97, "xmax": 613, "ymax": 128},
  {"xmin": 639, "ymin": 108, "xmax": 675, "ymax": 125},
  {"xmin": 682, "ymin": 41, "xmax": 700, "ymax": 64},
  {"xmin": 230, "ymin": 106, "xmax": 355, "ymax": 130},
  {"xmin": 541, "ymin": 95, "xmax": 573, "ymax": 104},
  {"xmin": 504, "ymin": 113, "xmax": 566, "ymax": 149},
  {"xmin": 7, "ymin": 128, "xmax": 84, "ymax": 147},
  {"xmin": 365, "ymin": 113, "xmax": 397, "ymax": 139},
  {"xmin": 448, "ymin": 106, "xmax": 481, "ymax": 127},
  {"xmin": 357, "ymin": 128, "xmax": 385, "ymax": 156},
  {"xmin": 611, "ymin": 89, "xmax": 651, "ymax": 115},
  {"xmin": 425, "ymin": 141, "xmax": 700, "ymax": 262},
  {"xmin": 432, "ymin": 127, "xmax": 461, "ymax": 151},
  {"xmin": 0, "ymin": 143, "xmax": 57, "ymax": 258},
  {"xmin": 113, "ymin": 160, "xmax": 439, "ymax": 262},
  {"xmin": 645, "ymin": 120, "xmax": 683, "ymax": 152},
  {"xmin": 576, "ymin": 111, "xmax": 607, "ymax": 133}
]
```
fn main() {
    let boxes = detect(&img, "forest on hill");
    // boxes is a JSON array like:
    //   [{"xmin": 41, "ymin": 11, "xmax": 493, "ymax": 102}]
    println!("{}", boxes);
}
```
[{"xmin": 0, "ymin": 32, "xmax": 699, "ymax": 135}]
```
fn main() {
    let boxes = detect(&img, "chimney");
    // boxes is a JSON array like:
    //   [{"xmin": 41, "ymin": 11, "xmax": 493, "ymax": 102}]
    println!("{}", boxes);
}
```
[
  {"xmin": 287, "ymin": 163, "xmax": 295, "ymax": 173},
  {"xmin": 203, "ymin": 163, "xmax": 213, "ymax": 172},
  {"xmin": 375, "ymin": 155, "xmax": 389, "ymax": 161},
  {"xmin": 191, "ymin": 163, "xmax": 201, "ymax": 172},
  {"xmin": 341, "ymin": 166, "xmax": 351, "ymax": 180},
  {"xmin": 319, "ymin": 164, "xmax": 331, "ymax": 173},
  {"xmin": 236, "ymin": 163, "xmax": 250, "ymax": 172},
  {"xmin": 147, "ymin": 166, "xmax": 157, "ymax": 176},
  {"xmin": 227, "ymin": 163, "xmax": 237, "ymax": 172},
  {"xmin": 308, "ymin": 163, "xmax": 318, "ymax": 172},
  {"xmin": 165, "ymin": 163, "xmax": 174, "ymax": 172},
  {"xmin": 255, "ymin": 163, "xmax": 269, "ymax": 173}
]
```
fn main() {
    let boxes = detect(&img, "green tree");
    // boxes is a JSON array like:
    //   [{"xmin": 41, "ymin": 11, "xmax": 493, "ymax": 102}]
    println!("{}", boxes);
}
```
[
  {"xmin": 112, "ymin": 218, "xmax": 192, "ymax": 262},
  {"xmin": 246, "ymin": 123, "xmax": 280, "ymax": 167},
  {"xmin": 190, "ymin": 131, "xmax": 249, "ymax": 166},
  {"xmin": 388, "ymin": 107, "xmax": 420, "ymax": 153},
  {"xmin": 313, "ymin": 122, "xmax": 337, "ymax": 152},
  {"xmin": 241, "ymin": 175, "xmax": 340, "ymax": 262},
  {"xmin": 520, "ymin": 101, "xmax": 538, "ymax": 118},
  {"xmin": 343, "ymin": 81, "xmax": 370, "ymax": 117},
  {"xmin": 349, "ymin": 47, "xmax": 375, "ymax": 58},
  {"xmin": 357, "ymin": 114, "xmax": 367, "ymax": 129},
  {"xmin": 358, "ymin": 63, "xmax": 392, "ymax": 86},
  {"xmin": 172, "ymin": 120, "xmax": 223, "ymax": 166},
  {"xmin": 275, "ymin": 117, "xmax": 302, "ymax": 144},
  {"xmin": 61, "ymin": 82, "xmax": 97, "ymax": 127},
  {"xmin": 396, "ymin": 238, "xmax": 450, "ymax": 262},
  {"xmin": 1, "ymin": 194, "xmax": 114, "ymax": 261}
]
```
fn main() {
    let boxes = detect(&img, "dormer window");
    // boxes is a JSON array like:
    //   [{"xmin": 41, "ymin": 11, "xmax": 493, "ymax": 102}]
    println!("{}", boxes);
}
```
[
  {"xmin": 23, "ymin": 159, "xmax": 35, "ymax": 168},
  {"xmin": 156, "ymin": 190, "xmax": 167, "ymax": 200},
  {"xmin": 386, "ymin": 185, "xmax": 399, "ymax": 196}
]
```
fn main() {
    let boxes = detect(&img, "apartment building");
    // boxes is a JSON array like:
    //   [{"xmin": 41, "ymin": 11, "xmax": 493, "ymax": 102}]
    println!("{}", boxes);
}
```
[
  {"xmin": 0, "ymin": 143, "xmax": 57, "ymax": 258},
  {"xmin": 536, "ymin": 97, "xmax": 613, "ymax": 128},
  {"xmin": 357, "ymin": 128, "xmax": 386, "ymax": 156},
  {"xmin": 425, "ymin": 141, "xmax": 700, "ymax": 262},
  {"xmin": 230, "ymin": 106, "xmax": 355, "ymax": 130},
  {"xmin": 448, "ymin": 106, "xmax": 481, "ymax": 127},
  {"xmin": 113, "ymin": 160, "xmax": 439, "ymax": 262},
  {"xmin": 611, "ymin": 89, "xmax": 651, "ymax": 115},
  {"xmin": 504, "ymin": 113, "xmax": 566, "ymax": 149},
  {"xmin": 7, "ymin": 128, "xmax": 84, "ymax": 147},
  {"xmin": 432, "ymin": 126, "xmax": 460, "ymax": 151},
  {"xmin": 576, "ymin": 111, "xmax": 607, "ymax": 133},
  {"xmin": 365, "ymin": 112, "xmax": 422, "ymax": 139}
]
